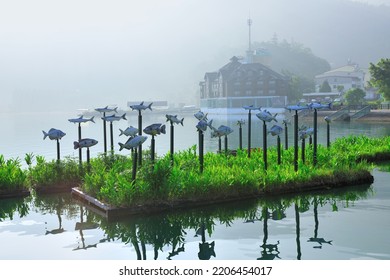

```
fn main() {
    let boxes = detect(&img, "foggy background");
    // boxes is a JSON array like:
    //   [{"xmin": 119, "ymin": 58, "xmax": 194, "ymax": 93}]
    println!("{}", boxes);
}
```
[{"xmin": 1, "ymin": 0, "xmax": 389, "ymax": 113}]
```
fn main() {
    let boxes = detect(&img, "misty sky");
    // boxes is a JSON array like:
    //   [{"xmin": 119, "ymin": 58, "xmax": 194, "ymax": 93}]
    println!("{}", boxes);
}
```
[{"xmin": 1, "ymin": 0, "xmax": 389, "ymax": 113}]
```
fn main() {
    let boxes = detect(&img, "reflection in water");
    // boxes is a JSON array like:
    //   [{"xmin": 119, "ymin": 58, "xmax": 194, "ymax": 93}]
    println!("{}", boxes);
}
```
[{"xmin": 0, "ymin": 182, "xmax": 375, "ymax": 259}]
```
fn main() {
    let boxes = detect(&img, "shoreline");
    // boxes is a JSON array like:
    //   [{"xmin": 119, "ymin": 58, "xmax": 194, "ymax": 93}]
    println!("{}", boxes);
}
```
[{"xmin": 301, "ymin": 109, "xmax": 390, "ymax": 122}]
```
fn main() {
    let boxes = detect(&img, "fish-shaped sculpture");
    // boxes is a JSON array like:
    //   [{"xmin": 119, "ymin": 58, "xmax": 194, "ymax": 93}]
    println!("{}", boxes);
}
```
[
  {"xmin": 119, "ymin": 126, "xmax": 138, "ymax": 137},
  {"xmin": 43, "ymin": 128, "xmax": 66, "ymax": 140},
  {"xmin": 95, "ymin": 106, "xmax": 118, "ymax": 113},
  {"xmin": 194, "ymin": 110, "xmax": 208, "ymax": 121},
  {"xmin": 308, "ymin": 102, "xmax": 332, "ymax": 110},
  {"xmin": 268, "ymin": 124, "xmax": 283, "ymax": 136},
  {"xmin": 282, "ymin": 119, "xmax": 291, "ymax": 125},
  {"xmin": 285, "ymin": 103, "xmax": 310, "ymax": 112},
  {"xmin": 101, "ymin": 113, "xmax": 127, "ymax": 122},
  {"xmin": 143, "ymin": 123, "xmax": 166, "ymax": 136},
  {"xmin": 256, "ymin": 110, "xmax": 278, "ymax": 122},
  {"xmin": 307, "ymin": 237, "xmax": 332, "ymax": 245},
  {"xmin": 118, "ymin": 135, "xmax": 147, "ymax": 151},
  {"xmin": 324, "ymin": 116, "xmax": 332, "ymax": 123},
  {"xmin": 243, "ymin": 105, "xmax": 261, "ymax": 111},
  {"xmin": 217, "ymin": 125, "xmax": 233, "ymax": 136},
  {"xmin": 305, "ymin": 127, "xmax": 315, "ymax": 136},
  {"xmin": 166, "ymin": 114, "xmax": 184, "ymax": 126},
  {"xmin": 129, "ymin": 101, "xmax": 153, "ymax": 111},
  {"xmin": 68, "ymin": 115, "xmax": 95, "ymax": 124},
  {"xmin": 73, "ymin": 138, "xmax": 98, "ymax": 149},
  {"xmin": 196, "ymin": 119, "xmax": 213, "ymax": 132},
  {"xmin": 236, "ymin": 119, "xmax": 245, "ymax": 126}
]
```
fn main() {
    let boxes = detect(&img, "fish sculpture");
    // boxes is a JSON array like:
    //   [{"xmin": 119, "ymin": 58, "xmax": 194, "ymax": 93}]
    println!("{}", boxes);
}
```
[
  {"xmin": 118, "ymin": 135, "xmax": 148, "ymax": 151},
  {"xmin": 143, "ymin": 123, "xmax": 166, "ymax": 136},
  {"xmin": 308, "ymin": 102, "xmax": 332, "ymax": 110},
  {"xmin": 129, "ymin": 101, "xmax": 153, "ymax": 111},
  {"xmin": 268, "ymin": 125, "xmax": 283, "ymax": 136},
  {"xmin": 305, "ymin": 127, "xmax": 315, "ymax": 136},
  {"xmin": 236, "ymin": 119, "xmax": 245, "ymax": 126},
  {"xmin": 196, "ymin": 119, "xmax": 213, "ymax": 132},
  {"xmin": 285, "ymin": 103, "xmax": 310, "ymax": 112},
  {"xmin": 68, "ymin": 115, "xmax": 95, "ymax": 124},
  {"xmin": 282, "ymin": 119, "xmax": 291, "ymax": 125},
  {"xmin": 324, "ymin": 116, "xmax": 332, "ymax": 123},
  {"xmin": 101, "ymin": 113, "xmax": 127, "ymax": 122},
  {"xmin": 216, "ymin": 125, "xmax": 233, "ymax": 136},
  {"xmin": 256, "ymin": 110, "xmax": 278, "ymax": 122},
  {"xmin": 119, "ymin": 126, "xmax": 138, "ymax": 137},
  {"xmin": 43, "ymin": 128, "xmax": 66, "ymax": 140},
  {"xmin": 243, "ymin": 105, "xmax": 261, "ymax": 111},
  {"xmin": 73, "ymin": 138, "xmax": 98, "ymax": 149},
  {"xmin": 194, "ymin": 110, "xmax": 208, "ymax": 121},
  {"xmin": 95, "ymin": 106, "xmax": 118, "ymax": 113},
  {"xmin": 166, "ymin": 114, "xmax": 184, "ymax": 126}
]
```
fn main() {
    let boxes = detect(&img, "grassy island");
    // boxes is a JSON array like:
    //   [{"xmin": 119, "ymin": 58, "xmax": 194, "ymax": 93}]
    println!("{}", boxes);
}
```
[{"xmin": 1, "ymin": 135, "xmax": 389, "ymax": 213}]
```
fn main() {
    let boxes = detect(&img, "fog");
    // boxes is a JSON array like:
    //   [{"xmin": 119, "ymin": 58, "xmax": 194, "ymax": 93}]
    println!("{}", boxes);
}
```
[{"xmin": 1, "ymin": 0, "xmax": 389, "ymax": 113}]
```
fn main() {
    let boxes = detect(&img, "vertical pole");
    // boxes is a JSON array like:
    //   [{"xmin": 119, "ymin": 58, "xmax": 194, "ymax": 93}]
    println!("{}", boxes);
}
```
[
  {"xmin": 301, "ymin": 138, "xmax": 305, "ymax": 164},
  {"xmin": 78, "ymin": 123, "xmax": 82, "ymax": 165},
  {"xmin": 138, "ymin": 111, "xmax": 142, "ymax": 166},
  {"xmin": 218, "ymin": 137, "xmax": 222, "ymax": 153},
  {"xmin": 151, "ymin": 135, "xmax": 155, "ymax": 162},
  {"xmin": 263, "ymin": 121, "xmax": 267, "ymax": 171},
  {"xmin": 284, "ymin": 122, "xmax": 288, "ymax": 150},
  {"xmin": 224, "ymin": 135, "xmax": 228, "ymax": 153},
  {"xmin": 103, "ymin": 112, "xmax": 107, "ymax": 154},
  {"xmin": 248, "ymin": 111, "xmax": 251, "ymax": 157},
  {"xmin": 277, "ymin": 135, "xmax": 281, "ymax": 165},
  {"xmin": 327, "ymin": 122, "xmax": 330, "ymax": 148},
  {"xmin": 170, "ymin": 122, "xmax": 174, "ymax": 164},
  {"xmin": 239, "ymin": 125, "xmax": 243, "ymax": 150},
  {"xmin": 110, "ymin": 122, "xmax": 114, "ymax": 153},
  {"xmin": 86, "ymin": 147, "xmax": 90, "ymax": 171},
  {"xmin": 295, "ymin": 203, "xmax": 301, "ymax": 260},
  {"xmin": 313, "ymin": 109, "xmax": 318, "ymax": 166},
  {"xmin": 56, "ymin": 139, "xmax": 60, "ymax": 162},
  {"xmin": 199, "ymin": 130, "xmax": 204, "ymax": 173},
  {"xmin": 309, "ymin": 135, "xmax": 312, "ymax": 146},
  {"xmin": 294, "ymin": 111, "xmax": 299, "ymax": 172},
  {"xmin": 132, "ymin": 148, "xmax": 138, "ymax": 182}
]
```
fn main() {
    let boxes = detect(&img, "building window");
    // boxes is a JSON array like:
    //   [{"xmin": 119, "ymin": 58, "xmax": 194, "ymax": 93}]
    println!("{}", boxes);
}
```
[{"xmin": 257, "ymin": 80, "xmax": 264, "ymax": 86}]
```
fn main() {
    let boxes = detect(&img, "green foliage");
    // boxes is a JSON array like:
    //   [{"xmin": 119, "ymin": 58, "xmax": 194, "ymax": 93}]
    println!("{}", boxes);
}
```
[
  {"xmin": 369, "ymin": 58, "xmax": 390, "ymax": 101},
  {"xmin": 344, "ymin": 88, "xmax": 366, "ymax": 105},
  {"xmin": 0, "ymin": 155, "xmax": 27, "ymax": 191},
  {"xmin": 319, "ymin": 80, "xmax": 332, "ymax": 92}
]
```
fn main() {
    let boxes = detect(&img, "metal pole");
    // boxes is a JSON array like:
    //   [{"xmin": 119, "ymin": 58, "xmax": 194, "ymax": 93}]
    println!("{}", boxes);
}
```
[
  {"xmin": 56, "ymin": 139, "xmax": 60, "ymax": 162},
  {"xmin": 277, "ymin": 135, "xmax": 281, "ymax": 165},
  {"xmin": 224, "ymin": 135, "xmax": 228, "ymax": 153},
  {"xmin": 86, "ymin": 147, "xmax": 90, "ymax": 164},
  {"xmin": 284, "ymin": 122, "xmax": 288, "ymax": 150},
  {"xmin": 295, "ymin": 203, "xmax": 301, "ymax": 260},
  {"xmin": 151, "ymin": 135, "xmax": 155, "ymax": 162},
  {"xmin": 239, "ymin": 124, "xmax": 243, "ymax": 150},
  {"xmin": 132, "ymin": 148, "xmax": 138, "ymax": 182},
  {"xmin": 327, "ymin": 122, "xmax": 330, "ymax": 148},
  {"xmin": 138, "ymin": 111, "xmax": 142, "ymax": 166},
  {"xmin": 294, "ymin": 111, "xmax": 299, "ymax": 172},
  {"xmin": 103, "ymin": 112, "xmax": 107, "ymax": 154},
  {"xmin": 170, "ymin": 122, "xmax": 174, "ymax": 164},
  {"xmin": 110, "ymin": 122, "xmax": 114, "ymax": 153},
  {"xmin": 301, "ymin": 138, "xmax": 305, "ymax": 164},
  {"xmin": 313, "ymin": 109, "xmax": 318, "ymax": 166},
  {"xmin": 199, "ymin": 130, "xmax": 204, "ymax": 173},
  {"xmin": 78, "ymin": 123, "xmax": 82, "ymax": 164},
  {"xmin": 263, "ymin": 121, "xmax": 267, "ymax": 171},
  {"xmin": 248, "ymin": 111, "xmax": 251, "ymax": 157},
  {"xmin": 218, "ymin": 137, "xmax": 222, "ymax": 153}
]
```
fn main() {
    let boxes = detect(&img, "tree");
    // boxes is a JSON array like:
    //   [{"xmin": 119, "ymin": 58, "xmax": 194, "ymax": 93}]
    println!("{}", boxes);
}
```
[
  {"xmin": 319, "ymin": 80, "xmax": 332, "ymax": 92},
  {"xmin": 344, "ymin": 88, "xmax": 366, "ymax": 105},
  {"xmin": 369, "ymin": 58, "xmax": 390, "ymax": 101}
]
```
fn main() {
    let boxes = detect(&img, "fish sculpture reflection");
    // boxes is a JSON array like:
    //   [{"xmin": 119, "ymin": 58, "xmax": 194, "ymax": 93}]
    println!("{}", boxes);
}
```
[
  {"xmin": 95, "ymin": 106, "xmax": 118, "ymax": 113},
  {"xmin": 211, "ymin": 125, "xmax": 233, "ymax": 138},
  {"xmin": 119, "ymin": 126, "xmax": 138, "ymax": 137},
  {"xmin": 42, "ymin": 128, "xmax": 66, "ymax": 140},
  {"xmin": 166, "ymin": 114, "xmax": 184, "ymax": 126},
  {"xmin": 118, "ymin": 135, "xmax": 148, "ymax": 151},
  {"xmin": 194, "ymin": 111, "xmax": 208, "ymax": 121},
  {"xmin": 196, "ymin": 119, "xmax": 213, "ymax": 132},
  {"xmin": 143, "ymin": 123, "xmax": 166, "ymax": 136},
  {"xmin": 285, "ymin": 103, "xmax": 310, "ymax": 112},
  {"xmin": 268, "ymin": 125, "xmax": 283, "ymax": 136},
  {"xmin": 68, "ymin": 115, "xmax": 95, "ymax": 124},
  {"xmin": 243, "ymin": 105, "xmax": 261, "ymax": 111},
  {"xmin": 101, "ymin": 113, "xmax": 127, "ymax": 122},
  {"xmin": 256, "ymin": 110, "xmax": 278, "ymax": 122},
  {"xmin": 308, "ymin": 102, "xmax": 332, "ymax": 110},
  {"xmin": 73, "ymin": 138, "xmax": 98, "ymax": 149},
  {"xmin": 129, "ymin": 101, "xmax": 153, "ymax": 111}
]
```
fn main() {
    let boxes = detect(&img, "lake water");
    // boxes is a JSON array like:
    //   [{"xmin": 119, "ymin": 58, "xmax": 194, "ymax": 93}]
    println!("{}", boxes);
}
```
[{"xmin": 1, "ymin": 110, "xmax": 390, "ymax": 260}]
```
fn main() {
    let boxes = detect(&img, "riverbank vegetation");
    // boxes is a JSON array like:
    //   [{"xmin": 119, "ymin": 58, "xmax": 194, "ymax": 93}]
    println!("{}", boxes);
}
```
[{"xmin": 1, "ymin": 135, "xmax": 389, "ymax": 206}]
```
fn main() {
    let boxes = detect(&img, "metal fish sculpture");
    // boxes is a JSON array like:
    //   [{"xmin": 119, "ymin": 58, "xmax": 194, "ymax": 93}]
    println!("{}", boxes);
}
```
[
  {"xmin": 95, "ymin": 106, "xmax": 118, "ymax": 113},
  {"xmin": 43, "ymin": 128, "xmax": 66, "ymax": 140},
  {"xmin": 143, "ymin": 123, "xmax": 166, "ymax": 136},
  {"xmin": 194, "ymin": 110, "xmax": 208, "ymax": 121},
  {"xmin": 299, "ymin": 129, "xmax": 309, "ymax": 140},
  {"xmin": 166, "ymin": 114, "xmax": 184, "ymax": 126},
  {"xmin": 101, "ymin": 113, "xmax": 127, "ymax": 122},
  {"xmin": 217, "ymin": 125, "xmax": 233, "ymax": 136},
  {"xmin": 68, "ymin": 115, "xmax": 95, "ymax": 124},
  {"xmin": 196, "ymin": 119, "xmax": 213, "ymax": 132},
  {"xmin": 119, "ymin": 126, "xmax": 138, "ymax": 137},
  {"xmin": 73, "ymin": 138, "xmax": 98, "ymax": 149},
  {"xmin": 308, "ymin": 102, "xmax": 332, "ymax": 110},
  {"xmin": 324, "ymin": 116, "xmax": 332, "ymax": 123},
  {"xmin": 256, "ymin": 110, "xmax": 278, "ymax": 122},
  {"xmin": 243, "ymin": 105, "xmax": 261, "ymax": 111},
  {"xmin": 118, "ymin": 135, "xmax": 147, "ymax": 151},
  {"xmin": 285, "ymin": 103, "xmax": 310, "ymax": 112},
  {"xmin": 129, "ymin": 101, "xmax": 153, "ymax": 111},
  {"xmin": 268, "ymin": 125, "xmax": 283, "ymax": 136}
]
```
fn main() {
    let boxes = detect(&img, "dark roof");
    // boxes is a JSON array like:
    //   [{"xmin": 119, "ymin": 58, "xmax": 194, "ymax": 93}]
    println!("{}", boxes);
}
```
[
  {"xmin": 219, "ymin": 56, "xmax": 242, "ymax": 79},
  {"xmin": 228, "ymin": 63, "xmax": 288, "ymax": 81},
  {"xmin": 204, "ymin": 72, "xmax": 218, "ymax": 81}
]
